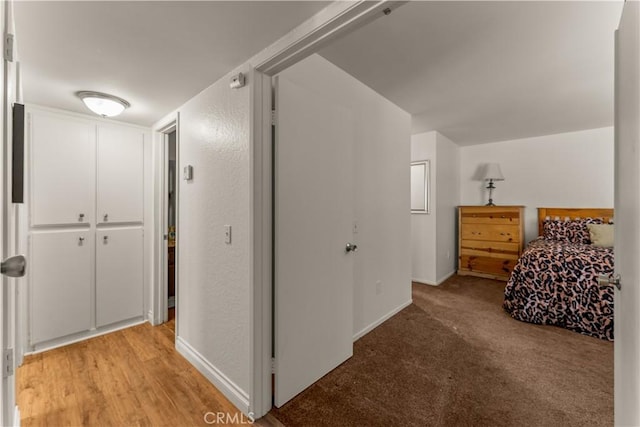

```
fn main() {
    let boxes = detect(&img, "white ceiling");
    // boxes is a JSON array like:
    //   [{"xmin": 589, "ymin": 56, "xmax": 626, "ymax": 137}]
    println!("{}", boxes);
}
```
[
  {"xmin": 15, "ymin": 1, "xmax": 625, "ymax": 144},
  {"xmin": 14, "ymin": 1, "xmax": 329, "ymax": 126},
  {"xmin": 320, "ymin": 1, "xmax": 624, "ymax": 145}
]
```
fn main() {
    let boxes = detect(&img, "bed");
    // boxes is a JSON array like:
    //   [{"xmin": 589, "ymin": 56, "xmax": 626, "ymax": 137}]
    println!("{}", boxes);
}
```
[{"xmin": 503, "ymin": 208, "xmax": 615, "ymax": 340}]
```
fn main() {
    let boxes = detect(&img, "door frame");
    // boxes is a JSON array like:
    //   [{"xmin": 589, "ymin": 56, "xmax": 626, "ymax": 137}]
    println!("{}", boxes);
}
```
[
  {"xmin": 2, "ymin": 0, "xmax": 21, "ymax": 423},
  {"xmin": 152, "ymin": 115, "xmax": 179, "ymax": 327}
]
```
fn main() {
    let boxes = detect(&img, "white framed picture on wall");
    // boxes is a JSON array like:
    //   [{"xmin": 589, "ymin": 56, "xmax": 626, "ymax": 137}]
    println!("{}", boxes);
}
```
[{"xmin": 411, "ymin": 160, "xmax": 430, "ymax": 214}]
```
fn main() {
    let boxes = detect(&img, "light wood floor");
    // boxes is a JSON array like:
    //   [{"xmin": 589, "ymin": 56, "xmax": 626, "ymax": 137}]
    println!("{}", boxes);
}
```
[{"xmin": 16, "ymin": 309, "xmax": 269, "ymax": 427}]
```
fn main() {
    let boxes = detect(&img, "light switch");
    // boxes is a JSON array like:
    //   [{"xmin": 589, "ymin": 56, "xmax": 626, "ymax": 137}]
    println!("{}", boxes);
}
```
[{"xmin": 224, "ymin": 225, "xmax": 232, "ymax": 244}]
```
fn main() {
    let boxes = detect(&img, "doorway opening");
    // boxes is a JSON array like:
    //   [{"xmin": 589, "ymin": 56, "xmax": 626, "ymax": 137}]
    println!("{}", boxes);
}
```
[
  {"xmin": 156, "ymin": 120, "xmax": 178, "ymax": 331},
  {"xmin": 166, "ymin": 130, "xmax": 177, "ymax": 327}
]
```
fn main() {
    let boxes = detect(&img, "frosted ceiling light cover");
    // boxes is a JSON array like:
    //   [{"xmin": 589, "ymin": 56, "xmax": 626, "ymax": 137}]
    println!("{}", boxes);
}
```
[{"xmin": 77, "ymin": 91, "xmax": 130, "ymax": 117}]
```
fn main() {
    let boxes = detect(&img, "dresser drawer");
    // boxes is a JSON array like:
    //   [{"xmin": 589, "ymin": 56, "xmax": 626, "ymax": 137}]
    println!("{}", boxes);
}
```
[
  {"xmin": 459, "ymin": 240, "xmax": 520, "ymax": 259},
  {"xmin": 461, "ymin": 208, "xmax": 520, "ymax": 225},
  {"xmin": 459, "ymin": 255, "xmax": 517, "ymax": 277},
  {"xmin": 460, "ymin": 224, "xmax": 520, "ymax": 243}
]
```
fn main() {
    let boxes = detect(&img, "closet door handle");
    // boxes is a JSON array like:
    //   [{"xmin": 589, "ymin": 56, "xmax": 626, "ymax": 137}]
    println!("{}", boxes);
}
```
[
  {"xmin": 103, "ymin": 214, "xmax": 109, "ymax": 222},
  {"xmin": 78, "ymin": 213, "xmax": 85, "ymax": 221},
  {"xmin": 78, "ymin": 237, "xmax": 85, "ymax": 244},
  {"xmin": 103, "ymin": 236, "xmax": 109, "ymax": 243},
  {"xmin": 1, "ymin": 255, "xmax": 26, "ymax": 278}
]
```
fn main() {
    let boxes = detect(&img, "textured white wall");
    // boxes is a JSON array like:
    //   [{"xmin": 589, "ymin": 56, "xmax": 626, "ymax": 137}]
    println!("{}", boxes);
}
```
[
  {"xmin": 435, "ymin": 133, "xmax": 460, "ymax": 282},
  {"xmin": 280, "ymin": 54, "xmax": 412, "ymax": 338},
  {"xmin": 411, "ymin": 132, "xmax": 437, "ymax": 284},
  {"xmin": 177, "ymin": 65, "xmax": 251, "ymax": 395},
  {"xmin": 411, "ymin": 131, "xmax": 460, "ymax": 284},
  {"xmin": 460, "ymin": 127, "xmax": 614, "ymax": 243}
]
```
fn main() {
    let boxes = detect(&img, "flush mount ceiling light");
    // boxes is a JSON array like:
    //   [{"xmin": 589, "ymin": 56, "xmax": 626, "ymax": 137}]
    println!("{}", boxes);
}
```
[{"xmin": 76, "ymin": 91, "xmax": 130, "ymax": 118}]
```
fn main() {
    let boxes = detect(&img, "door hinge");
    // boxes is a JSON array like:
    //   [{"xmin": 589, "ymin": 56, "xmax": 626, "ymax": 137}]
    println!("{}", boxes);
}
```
[
  {"xmin": 4, "ymin": 33, "xmax": 14, "ymax": 62},
  {"xmin": 271, "ymin": 110, "xmax": 276, "ymax": 126},
  {"xmin": 3, "ymin": 348, "xmax": 14, "ymax": 378},
  {"xmin": 271, "ymin": 357, "xmax": 275, "ymax": 374}
]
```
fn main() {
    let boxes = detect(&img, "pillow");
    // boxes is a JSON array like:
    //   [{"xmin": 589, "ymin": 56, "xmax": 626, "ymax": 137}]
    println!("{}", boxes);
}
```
[
  {"xmin": 543, "ymin": 218, "xmax": 604, "ymax": 244},
  {"xmin": 587, "ymin": 224, "xmax": 614, "ymax": 248},
  {"xmin": 543, "ymin": 219, "xmax": 571, "ymax": 241},
  {"xmin": 570, "ymin": 218, "xmax": 604, "ymax": 244}
]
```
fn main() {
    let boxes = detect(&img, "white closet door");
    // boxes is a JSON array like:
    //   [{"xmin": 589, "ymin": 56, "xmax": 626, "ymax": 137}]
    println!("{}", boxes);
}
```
[
  {"xmin": 97, "ymin": 126, "xmax": 144, "ymax": 224},
  {"xmin": 30, "ymin": 112, "xmax": 95, "ymax": 226},
  {"xmin": 96, "ymin": 227, "xmax": 143, "ymax": 327},
  {"xmin": 30, "ymin": 230, "xmax": 92, "ymax": 344},
  {"xmin": 274, "ymin": 75, "xmax": 355, "ymax": 407}
]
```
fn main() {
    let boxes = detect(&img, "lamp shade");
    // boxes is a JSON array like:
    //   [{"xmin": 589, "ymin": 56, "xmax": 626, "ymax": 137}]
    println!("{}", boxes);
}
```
[
  {"xmin": 483, "ymin": 163, "xmax": 505, "ymax": 181},
  {"xmin": 77, "ymin": 91, "xmax": 130, "ymax": 118}
]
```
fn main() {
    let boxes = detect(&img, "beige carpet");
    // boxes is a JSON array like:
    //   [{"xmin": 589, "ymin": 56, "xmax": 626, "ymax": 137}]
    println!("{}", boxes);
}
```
[{"xmin": 270, "ymin": 275, "xmax": 613, "ymax": 427}]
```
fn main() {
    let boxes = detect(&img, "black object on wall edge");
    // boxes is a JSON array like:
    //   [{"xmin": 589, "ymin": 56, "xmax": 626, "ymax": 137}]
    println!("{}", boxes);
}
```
[{"xmin": 12, "ymin": 103, "xmax": 24, "ymax": 203}]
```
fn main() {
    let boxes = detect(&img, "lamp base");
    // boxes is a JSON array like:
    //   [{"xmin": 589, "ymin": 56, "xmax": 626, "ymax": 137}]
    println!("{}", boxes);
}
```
[{"xmin": 485, "ymin": 180, "xmax": 496, "ymax": 206}]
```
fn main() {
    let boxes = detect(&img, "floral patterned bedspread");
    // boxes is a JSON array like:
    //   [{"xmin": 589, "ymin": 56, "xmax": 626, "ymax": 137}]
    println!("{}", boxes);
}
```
[{"xmin": 503, "ymin": 237, "xmax": 614, "ymax": 341}]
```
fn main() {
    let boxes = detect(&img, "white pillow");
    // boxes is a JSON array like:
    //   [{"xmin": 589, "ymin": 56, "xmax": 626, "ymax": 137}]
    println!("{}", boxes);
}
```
[{"xmin": 587, "ymin": 224, "xmax": 614, "ymax": 248}]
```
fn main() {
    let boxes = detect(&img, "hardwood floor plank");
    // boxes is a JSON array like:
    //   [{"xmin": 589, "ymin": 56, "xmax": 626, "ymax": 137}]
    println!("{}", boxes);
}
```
[{"xmin": 17, "ymin": 320, "xmax": 248, "ymax": 427}]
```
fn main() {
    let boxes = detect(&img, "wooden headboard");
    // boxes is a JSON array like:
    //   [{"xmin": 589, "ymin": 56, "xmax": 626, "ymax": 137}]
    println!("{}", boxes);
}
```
[{"xmin": 537, "ymin": 207, "xmax": 614, "ymax": 236}]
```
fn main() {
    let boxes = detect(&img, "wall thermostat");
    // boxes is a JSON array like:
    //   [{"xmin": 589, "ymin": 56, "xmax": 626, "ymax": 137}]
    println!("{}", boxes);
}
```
[
  {"xmin": 183, "ymin": 165, "xmax": 193, "ymax": 181},
  {"xmin": 230, "ymin": 72, "xmax": 245, "ymax": 89}
]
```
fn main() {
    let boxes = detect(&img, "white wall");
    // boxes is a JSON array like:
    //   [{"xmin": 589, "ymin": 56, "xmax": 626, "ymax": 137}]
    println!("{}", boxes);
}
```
[
  {"xmin": 279, "ymin": 54, "xmax": 412, "ymax": 338},
  {"xmin": 435, "ymin": 133, "xmax": 459, "ymax": 282},
  {"xmin": 169, "ymin": 64, "xmax": 252, "ymax": 410},
  {"xmin": 411, "ymin": 131, "xmax": 460, "ymax": 284},
  {"xmin": 460, "ymin": 127, "xmax": 614, "ymax": 242},
  {"xmin": 411, "ymin": 132, "xmax": 437, "ymax": 284}
]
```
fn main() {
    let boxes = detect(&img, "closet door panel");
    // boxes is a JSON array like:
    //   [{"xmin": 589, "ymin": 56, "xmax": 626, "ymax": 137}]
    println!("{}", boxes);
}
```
[
  {"xmin": 30, "ymin": 230, "xmax": 93, "ymax": 344},
  {"xmin": 30, "ymin": 112, "xmax": 95, "ymax": 226},
  {"xmin": 96, "ymin": 227, "xmax": 143, "ymax": 327},
  {"xmin": 97, "ymin": 126, "xmax": 144, "ymax": 224}
]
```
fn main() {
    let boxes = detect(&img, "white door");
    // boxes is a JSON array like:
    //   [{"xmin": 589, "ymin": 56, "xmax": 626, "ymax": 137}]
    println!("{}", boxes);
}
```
[
  {"xmin": 2, "ymin": 1, "xmax": 23, "ymax": 423},
  {"xmin": 30, "ymin": 112, "xmax": 96, "ymax": 226},
  {"xmin": 30, "ymin": 230, "xmax": 92, "ymax": 345},
  {"xmin": 97, "ymin": 126, "xmax": 144, "ymax": 224},
  {"xmin": 96, "ymin": 227, "xmax": 143, "ymax": 327},
  {"xmin": 274, "ymin": 75, "xmax": 355, "ymax": 406},
  {"xmin": 0, "ymin": 0, "xmax": 7, "ymax": 421},
  {"xmin": 614, "ymin": 3, "xmax": 640, "ymax": 425}
]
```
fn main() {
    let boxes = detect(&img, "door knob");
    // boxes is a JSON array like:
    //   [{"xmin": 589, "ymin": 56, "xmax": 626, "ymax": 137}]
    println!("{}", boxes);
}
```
[
  {"xmin": 345, "ymin": 243, "xmax": 358, "ymax": 253},
  {"xmin": 103, "ymin": 236, "xmax": 109, "ymax": 243},
  {"xmin": 1, "ymin": 255, "xmax": 26, "ymax": 278},
  {"xmin": 598, "ymin": 274, "xmax": 621, "ymax": 290},
  {"xmin": 103, "ymin": 214, "xmax": 109, "ymax": 221},
  {"xmin": 78, "ymin": 213, "xmax": 85, "ymax": 221}
]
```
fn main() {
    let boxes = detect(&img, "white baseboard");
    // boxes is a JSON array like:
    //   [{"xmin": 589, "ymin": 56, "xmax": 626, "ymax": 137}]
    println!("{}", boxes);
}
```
[
  {"xmin": 437, "ymin": 270, "xmax": 456, "ymax": 284},
  {"xmin": 412, "ymin": 277, "xmax": 438, "ymax": 286},
  {"xmin": 353, "ymin": 299, "xmax": 413, "ymax": 341},
  {"xmin": 27, "ymin": 317, "xmax": 146, "ymax": 355},
  {"xmin": 175, "ymin": 336, "xmax": 250, "ymax": 415},
  {"xmin": 413, "ymin": 270, "xmax": 456, "ymax": 287},
  {"xmin": 13, "ymin": 405, "xmax": 20, "ymax": 427}
]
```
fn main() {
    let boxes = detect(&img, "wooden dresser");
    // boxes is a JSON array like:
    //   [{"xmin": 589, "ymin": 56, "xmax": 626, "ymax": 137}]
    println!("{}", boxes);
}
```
[{"xmin": 458, "ymin": 206, "xmax": 525, "ymax": 281}]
